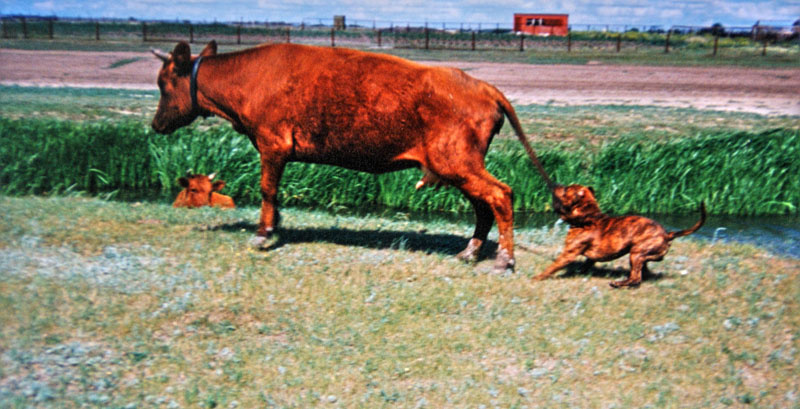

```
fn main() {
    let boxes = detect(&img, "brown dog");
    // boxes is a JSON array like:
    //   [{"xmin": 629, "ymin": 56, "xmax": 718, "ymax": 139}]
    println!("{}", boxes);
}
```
[{"xmin": 533, "ymin": 184, "xmax": 705, "ymax": 288}]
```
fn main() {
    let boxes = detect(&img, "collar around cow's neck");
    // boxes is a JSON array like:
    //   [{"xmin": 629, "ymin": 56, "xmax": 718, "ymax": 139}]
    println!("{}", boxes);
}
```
[{"xmin": 190, "ymin": 56, "xmax": 203, "ymax": 116}]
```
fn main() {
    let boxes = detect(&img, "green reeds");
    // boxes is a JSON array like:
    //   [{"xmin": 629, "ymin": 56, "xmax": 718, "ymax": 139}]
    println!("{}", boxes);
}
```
[{"xmin": 1, "ymin": 117, "xmax": 797, "ymax": 215}]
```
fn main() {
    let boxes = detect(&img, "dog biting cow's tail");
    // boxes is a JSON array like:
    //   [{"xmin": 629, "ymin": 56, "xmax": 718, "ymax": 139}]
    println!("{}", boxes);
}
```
[{"xmin": 666, "ymin": 202, "xmax": 707, "ymax": 241}]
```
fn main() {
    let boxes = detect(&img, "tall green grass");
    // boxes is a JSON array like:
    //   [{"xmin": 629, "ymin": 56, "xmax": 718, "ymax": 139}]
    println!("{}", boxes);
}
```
[{"xmin": 1, "ymin": 117, "xmax": 797, "ymax": 215}]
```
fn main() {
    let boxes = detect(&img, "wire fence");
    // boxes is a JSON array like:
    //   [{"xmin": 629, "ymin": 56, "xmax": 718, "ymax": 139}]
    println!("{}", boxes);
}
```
[{"xmin": 2, "ymin": 15, "xmax": 798, "ymax": 56}]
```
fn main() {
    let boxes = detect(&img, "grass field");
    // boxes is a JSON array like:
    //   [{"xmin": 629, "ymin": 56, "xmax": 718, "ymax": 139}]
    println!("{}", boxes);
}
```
[{"xmin": 1, "ymin": 196, "xmax": 798, "ymax": 408}]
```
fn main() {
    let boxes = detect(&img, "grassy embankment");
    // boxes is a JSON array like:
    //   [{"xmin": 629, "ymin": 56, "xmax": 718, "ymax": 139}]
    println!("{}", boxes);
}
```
[{"xmin": 1, "ymin": 113, "xmax": 798, "ymax": 216}]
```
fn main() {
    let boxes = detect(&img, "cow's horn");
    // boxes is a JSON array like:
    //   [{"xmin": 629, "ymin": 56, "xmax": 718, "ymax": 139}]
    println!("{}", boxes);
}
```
[
  {"xmin": 151, "ymin": 48, "xmax": 171, "ymax": 62},
  {"xmin": 185, "ymin": 169, "xmax": 193, "ymax": 177},
  {"xmin": 208, "ymin": 172, "xmax": 216, "ymax": 180}
]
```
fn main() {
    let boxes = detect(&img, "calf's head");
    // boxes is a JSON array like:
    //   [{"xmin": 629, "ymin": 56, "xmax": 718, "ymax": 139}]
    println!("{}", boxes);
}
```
[
  {"xmin": 151, "ymin": 41, "xmax": 217, "ymax": 134},
  {"xmin": 552, "ymin": 184, "xmax": 602, "ymax": 225},
  {"xmin": 174, "ymin": 173, "xmax": 227, "ymax": 208}
]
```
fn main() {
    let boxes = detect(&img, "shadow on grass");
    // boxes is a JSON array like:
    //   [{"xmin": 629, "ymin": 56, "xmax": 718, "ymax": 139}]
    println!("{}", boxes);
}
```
[
  {"xmin": 201, "ymin": 221, "xmax": 499, "ymax": 260},
  {"xmin": 555, "ymin": 261, "xmax": 667, "ymax": 283}
]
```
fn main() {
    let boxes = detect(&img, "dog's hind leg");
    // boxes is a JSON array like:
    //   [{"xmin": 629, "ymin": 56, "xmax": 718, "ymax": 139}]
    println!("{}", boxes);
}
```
[{"xmin": 610, "ymin": 254, "xmax": 645, "ymax": 288}]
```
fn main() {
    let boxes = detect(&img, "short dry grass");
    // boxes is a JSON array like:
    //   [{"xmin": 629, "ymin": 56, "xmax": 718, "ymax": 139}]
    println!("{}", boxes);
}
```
[{"xmin": 1, "ymin": 196, "xmax": 798, "ymax": 408}]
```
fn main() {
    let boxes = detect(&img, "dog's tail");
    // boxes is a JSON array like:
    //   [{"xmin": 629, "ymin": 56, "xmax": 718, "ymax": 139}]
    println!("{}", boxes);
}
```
[
  {"xmin": 495, "ymin": 90, "xmax": 557, "ymax": 191},
  {"xmin": 666, "ymin": 202, "xmax": 706, "ymax": 241}
]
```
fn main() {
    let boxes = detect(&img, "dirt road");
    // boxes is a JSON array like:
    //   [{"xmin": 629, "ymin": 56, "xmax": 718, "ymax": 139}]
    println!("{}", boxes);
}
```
[{"xmin": 1, "ymin": 48, "xmax": 798, "ymax": 116}]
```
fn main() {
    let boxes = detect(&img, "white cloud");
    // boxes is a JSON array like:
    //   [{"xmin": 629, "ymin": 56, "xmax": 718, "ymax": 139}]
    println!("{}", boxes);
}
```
[{"xmin": 32, "ymin": 1, "xmax": 55, "ymax": 12}]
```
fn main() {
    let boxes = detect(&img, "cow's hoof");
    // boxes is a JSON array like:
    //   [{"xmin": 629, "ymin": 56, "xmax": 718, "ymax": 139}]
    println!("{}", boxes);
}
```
[
  {"xmin": 249, "ymin": 234, "xmax": 278, "ymax": 250},
  {"xmin": 492, "ymin": 248, "xmax": 515, "ymax": 274},
  {"xmin": 456, "ymin": 249, "xmax": 478, "ymax": 263},
  {"xmin": 456, "ymin": 238, "xmax": 482, "ymax": 263}
]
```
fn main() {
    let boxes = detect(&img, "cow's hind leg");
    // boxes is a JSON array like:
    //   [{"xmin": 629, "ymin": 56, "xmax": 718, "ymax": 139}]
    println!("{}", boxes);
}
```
[
  {"xmin": 457, "ymin": 170, "xmax": 515, "ymax": 273},
  {"xmin": 456, "ymin": 198, "xmax": 492, "ymax": 263}
]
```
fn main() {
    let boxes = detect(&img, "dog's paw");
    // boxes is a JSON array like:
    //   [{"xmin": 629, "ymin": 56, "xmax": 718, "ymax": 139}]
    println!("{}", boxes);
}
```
[{"xmin": 609, "ymin": 279, "xmax": 641, "ymax": 289}]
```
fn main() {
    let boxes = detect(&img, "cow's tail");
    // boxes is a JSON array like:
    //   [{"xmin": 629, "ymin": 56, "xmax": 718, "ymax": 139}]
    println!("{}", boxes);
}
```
[
  {"xmin": 496, "ymin": 93, "xmax": 557, "ymax": 190},
  {"xmin": 666, "ymin": 202, "xmax": 706, "ymax": 241}
]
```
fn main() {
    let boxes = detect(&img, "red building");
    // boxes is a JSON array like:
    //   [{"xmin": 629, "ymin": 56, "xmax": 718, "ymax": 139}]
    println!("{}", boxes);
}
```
[{"xmin": 513, "ymin": 13, "xmax": 569, "ymax": 36}]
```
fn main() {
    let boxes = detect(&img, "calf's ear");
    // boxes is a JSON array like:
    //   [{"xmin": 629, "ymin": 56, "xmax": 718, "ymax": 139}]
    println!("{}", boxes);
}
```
[
  {"xmin": 212, "ymin": 181, "xmax": 226, "ymax": 191},
  {"xmin": 178, "ymin": 177, "xmax": 190, "ymax": 188},
  {"xmin": 172, "ymin": 41, "xmax": 192, "ymax": 75},
  {"xmin": 199, "ymin": 40, "xmax": 217, "ymax": 57}
]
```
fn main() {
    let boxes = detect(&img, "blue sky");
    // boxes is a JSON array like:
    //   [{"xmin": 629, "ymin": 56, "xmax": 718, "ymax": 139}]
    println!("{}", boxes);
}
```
[{"xmin": 2, "ymin": 1, "xmax": 798, "ymax": 28}]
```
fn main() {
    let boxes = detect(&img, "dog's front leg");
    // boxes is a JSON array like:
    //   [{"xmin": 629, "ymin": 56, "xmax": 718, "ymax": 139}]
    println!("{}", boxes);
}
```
[{"xmin": 532, "ymin": 242, "xmax": 586, "ymax": 281}]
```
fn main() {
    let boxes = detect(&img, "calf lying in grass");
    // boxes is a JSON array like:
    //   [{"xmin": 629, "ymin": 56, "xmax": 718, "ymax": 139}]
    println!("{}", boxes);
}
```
[
  {"xmin": 534, "ymin": 184, "xmax": 705, "ymax": 288},
  {"xmin": 173, "ymin": 172, "xmax": 235, "ymax": 209}
]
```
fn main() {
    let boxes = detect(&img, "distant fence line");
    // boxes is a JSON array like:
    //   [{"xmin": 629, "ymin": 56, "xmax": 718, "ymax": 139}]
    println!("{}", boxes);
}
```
[{"xmin": 1, "ymin": 15, "xmax": 797, "ymax": 55}]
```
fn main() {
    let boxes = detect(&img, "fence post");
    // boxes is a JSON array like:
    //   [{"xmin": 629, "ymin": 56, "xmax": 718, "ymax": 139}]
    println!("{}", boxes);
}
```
[
  {"xmin": 142, "ymin": 22, "xmax": 147, "ymax": 42},
  {"xmin": 189, "ymin": 24, "xmax": 193, "ymax": 43},
  {"xmin": 286, "ymin": 27, "xmax": 290, "ymax": 43},
  {"xmin": 567, "ymin": 30, "xmax": 572, "ymax": 52},
  {"xmin": 712, "ymin": 34, "xmax": 718, "ymax": 56},
  {"xmin": 616, "ymin": 33, "xmax": 621, "ymax": 52},
  {"xmin": 48, "ymin": 19, "xmax": 53, "ymax": 39},
  {"xmin": 237, "ymin": 25, "xmax": 241, "ymax": 44},
  {"xmin": 331, "ymin": 27, "xmax": 335, "ymax": 47},
  {"xmin": 95, "ymin": 22, "xmax": 100, "ymax": 40},
  {"xmin": 21, "ymin": 17, "xmax": 27, "ymax": 39},
  {"xmin": 424, "ymin": 26, "xmax": 429, "ymax": 50},
  {"xmin": 762, "ymin": 38, "xmax": 767, "ymax": 56},
  {"xmin": 377, "ymin": 29, "xmax": 381, "ymax": 47},
  {"xmin": 471, "ymin": 30, "xmax": 476, "ymax": 51},
  {"xmin": 664, "ymin": 29, "xmax": 671, "ymax": 53},
  {"xmin": 519, "ymin": 33, "xmax": 525, "ymax": 51}
]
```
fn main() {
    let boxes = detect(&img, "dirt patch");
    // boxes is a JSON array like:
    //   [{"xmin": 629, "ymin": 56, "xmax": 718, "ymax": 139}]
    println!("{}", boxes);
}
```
[{"xmin": 1, "ymin": 48, "xmax": 798, "ymax": 116}]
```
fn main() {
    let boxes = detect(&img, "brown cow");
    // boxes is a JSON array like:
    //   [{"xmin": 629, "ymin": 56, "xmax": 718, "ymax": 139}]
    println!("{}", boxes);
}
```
[
  {"xmin": 151, "ymin": 40, "xmax": 553, "ymax": 272},
  {"xmin": 173, "ymin": 172, "xmax": 235, "ymax": 209}
]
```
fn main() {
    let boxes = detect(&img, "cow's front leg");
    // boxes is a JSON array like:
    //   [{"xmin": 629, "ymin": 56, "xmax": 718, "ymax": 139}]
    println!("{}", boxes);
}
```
[{"xmin": 251, "ymin": 152, "xmax": 287, "ymax": 250}]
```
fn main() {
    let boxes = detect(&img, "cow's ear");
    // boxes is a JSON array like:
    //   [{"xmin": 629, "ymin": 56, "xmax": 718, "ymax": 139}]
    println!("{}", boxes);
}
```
[
  {"xmin": 199, "ymin": 40, "xmax": 217, "ymax": 57},
  {"xmin": 212, "ymin": 180, "xmax": 226, "ymax": 191},
  {"xmin": 178, "ymin": 177, "xmax": 189, "ymax": 188},
  {"xmin": 172, "ymin": 41, "xmax": 192, "ymax": 75},
  {"xmin": 588, "ymin": 186, "xmax": 595, "ymax": 195}
]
